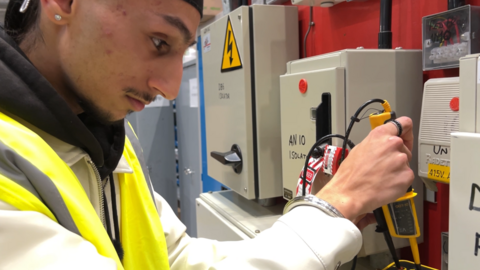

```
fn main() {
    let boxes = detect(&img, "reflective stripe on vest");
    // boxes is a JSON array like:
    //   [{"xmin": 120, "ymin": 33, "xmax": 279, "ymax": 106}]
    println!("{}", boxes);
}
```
[
  {"xmin": 121, "ymin": 120, "xmax": 170, "ymax": 269},
  {"xmin": 124, "ymin": 120, "xmax": 157, "ymax": 207},
  {"xmin": 0, "ymin": 112, "xmax": 170, "ymax": 270}
]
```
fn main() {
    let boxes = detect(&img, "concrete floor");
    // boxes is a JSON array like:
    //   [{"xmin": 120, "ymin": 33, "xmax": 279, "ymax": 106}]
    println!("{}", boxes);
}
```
[
  {"xmin": 340, "ymin": 251, "xmax": 398, "ymax": 270},
  {"xmin": 340, "ymin": 256, "xmax": 373, "ymax": 270}
]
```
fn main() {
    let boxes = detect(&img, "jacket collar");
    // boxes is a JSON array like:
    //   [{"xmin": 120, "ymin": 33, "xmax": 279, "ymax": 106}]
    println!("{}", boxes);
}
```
[
  {"xmin": 0, "ymin": 26, "xmax": 126, "ymax": 179},
  {"xmin": 4, "ymin": 110, "xmax": 133, "ymax": 174}
]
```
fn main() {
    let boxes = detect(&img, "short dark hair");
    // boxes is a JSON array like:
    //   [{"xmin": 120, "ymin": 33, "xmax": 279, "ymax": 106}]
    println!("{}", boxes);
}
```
[{"xmin": 4, "ymin": 0, "xmax": 41, "ymax": 45}]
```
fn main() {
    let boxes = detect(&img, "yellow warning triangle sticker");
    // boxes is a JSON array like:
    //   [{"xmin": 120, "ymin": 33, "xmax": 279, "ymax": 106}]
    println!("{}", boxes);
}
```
[{"xmin": 221, "ymin": 16, "xmax": 243, "ymax": 73}]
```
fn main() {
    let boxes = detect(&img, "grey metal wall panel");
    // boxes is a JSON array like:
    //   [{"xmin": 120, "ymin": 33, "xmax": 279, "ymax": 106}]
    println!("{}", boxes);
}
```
[
  {"xmin": 176, "ymin": 59, "xmax": 202, "ymax": 237},
  {"xmin": 127, "ymin": 105, "xmax": 177, "ymax": 214}
]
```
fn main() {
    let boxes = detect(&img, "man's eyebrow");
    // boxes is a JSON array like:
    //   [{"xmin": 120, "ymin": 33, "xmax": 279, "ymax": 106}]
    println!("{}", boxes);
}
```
[{"xmin": 159, "ymin": 14, "xmax": 195, "ymax": 46}]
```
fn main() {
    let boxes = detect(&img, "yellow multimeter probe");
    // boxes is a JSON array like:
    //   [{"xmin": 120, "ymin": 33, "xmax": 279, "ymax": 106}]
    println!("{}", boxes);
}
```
[{"xmin": 369, "ymin": 101, "xmax": 423, "ymax": 270}]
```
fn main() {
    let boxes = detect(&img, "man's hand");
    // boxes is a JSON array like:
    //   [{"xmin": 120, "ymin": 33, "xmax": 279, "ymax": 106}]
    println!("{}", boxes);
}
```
[{"xmin": 316, "ymin": 117, "xmax": 415, "ymax": 224}]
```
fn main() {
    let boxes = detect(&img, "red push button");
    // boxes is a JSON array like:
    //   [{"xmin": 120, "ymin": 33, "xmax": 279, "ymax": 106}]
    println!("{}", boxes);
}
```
[
  {"xmin": 450, "ymin": 97, "xmax": 459, "ymax": 111},
  {"xmin": 299, "ymin": 79, "xmax": 308, "ymax": 94}
]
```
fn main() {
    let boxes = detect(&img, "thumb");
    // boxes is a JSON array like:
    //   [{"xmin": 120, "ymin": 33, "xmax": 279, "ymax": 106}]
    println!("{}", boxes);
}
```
[{"xmin": 355, "ymin": 213, "xmax": 377, "ymax": 231}]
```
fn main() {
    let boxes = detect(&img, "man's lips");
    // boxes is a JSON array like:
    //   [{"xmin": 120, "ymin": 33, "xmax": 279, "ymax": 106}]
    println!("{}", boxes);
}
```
[{"xmin": 127, "ymin": 96, "xmax": 146, "ymax": 111}]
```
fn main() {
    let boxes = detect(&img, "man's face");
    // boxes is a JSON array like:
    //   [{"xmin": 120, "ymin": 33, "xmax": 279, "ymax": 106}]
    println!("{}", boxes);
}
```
[{"xmin": 57, "ymin": 0, "xmax": 200, "ymax": 122}]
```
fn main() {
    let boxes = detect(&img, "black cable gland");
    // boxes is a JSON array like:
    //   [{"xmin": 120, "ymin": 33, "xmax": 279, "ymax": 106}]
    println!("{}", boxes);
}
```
[
  {"xmin": 378, "ymin": 31, "xmax": 393, "ymax": 49},
  {"xmin": 312, "ymin": 147, "xmax": 323, "ymax": 159},
  {"xmin": 448, "ymin": 0, "xmax": 465, "ymax": 10}
]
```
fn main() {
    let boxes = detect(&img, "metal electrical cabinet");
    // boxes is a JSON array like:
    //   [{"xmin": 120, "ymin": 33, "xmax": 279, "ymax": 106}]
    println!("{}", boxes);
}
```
[
  {"xmin": 201, "ymin": 5, "xmax": 299, "ymax": 200},
  {"xmin": 176, "ymin": 59, "xmax": 202, "ymax": 237},
  {"xmin": 127, "ymin": 98, "xmax": 178, "ymax": 214},
  {"xmin": 279, "ymin": 49, "xmax": 424, "ymax": 256}
]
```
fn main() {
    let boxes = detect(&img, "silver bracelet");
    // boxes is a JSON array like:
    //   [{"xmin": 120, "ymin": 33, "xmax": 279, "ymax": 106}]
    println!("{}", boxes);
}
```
[{"xmin": 283, "ymin": 195, "xmax": 345, "ymax": 218}]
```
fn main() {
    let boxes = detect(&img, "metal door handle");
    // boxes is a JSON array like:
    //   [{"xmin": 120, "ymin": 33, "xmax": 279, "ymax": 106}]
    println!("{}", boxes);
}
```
[{"xmin": 210, "ymin": 144, "xmax": 243, "ymax": 174}]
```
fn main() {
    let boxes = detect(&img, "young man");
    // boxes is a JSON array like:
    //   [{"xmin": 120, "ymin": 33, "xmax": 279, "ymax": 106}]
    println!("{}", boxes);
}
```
[{"xmin": 0, "ymin": 0, "xmax": 415, "ymax": 269}]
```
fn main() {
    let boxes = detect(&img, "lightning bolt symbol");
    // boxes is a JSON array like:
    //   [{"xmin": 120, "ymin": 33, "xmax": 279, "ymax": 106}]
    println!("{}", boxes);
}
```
[{"xmin": 227, "ymin": 30, "xmax": 233, "ymax": 65}]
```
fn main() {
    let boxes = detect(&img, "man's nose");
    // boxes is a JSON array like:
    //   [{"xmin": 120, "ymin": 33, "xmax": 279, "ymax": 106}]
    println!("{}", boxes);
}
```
[{"xmin": 147, "ymin": 62, "xmax": 183, "ymax": 100}]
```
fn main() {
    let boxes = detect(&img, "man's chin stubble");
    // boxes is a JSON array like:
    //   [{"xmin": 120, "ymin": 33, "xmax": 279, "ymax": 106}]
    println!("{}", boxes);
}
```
[{"xmin": 62, "ymin": 74, "xmax": 121, "ymax": 124}]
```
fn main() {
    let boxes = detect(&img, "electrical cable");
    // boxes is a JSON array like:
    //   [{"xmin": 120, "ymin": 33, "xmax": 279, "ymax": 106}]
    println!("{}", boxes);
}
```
[
  {"xmin": 374, "ymin": 207, "xmax": 402, "ymax": 269},
  {"xmin": 302, "ymin": 134, "xmax": 355, "ymax": 196},
  {"xmin": 454, "ymin": 21, "xmax": 460, "ymax": 44},
  {"xmin": 448, "ymin": 0, "xmax": 465, "ymax": 10},
  {"xmin": 341, "ymin": 99, "xmax": 385, "ymax": 161},
  {"xmin": 350, "ymin": 255, "xmax": 357, "ymax": 270},
  {"xmin": 358, "ymin": 108, "xmax": 382, "ymax": 121},
  {"xmin": 303, "ymin": 6, "xmax": 314, "ymax": 58}
]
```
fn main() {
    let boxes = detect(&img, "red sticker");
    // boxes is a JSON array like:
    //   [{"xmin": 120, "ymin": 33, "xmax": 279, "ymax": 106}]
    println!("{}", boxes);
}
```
[
  {"xmin": 296, "ymin": 157, "xmax": 323, "ymax": 197},
  {"xmin": 450, "ymin": 97, "xmax": 459, "ymax": 111}
]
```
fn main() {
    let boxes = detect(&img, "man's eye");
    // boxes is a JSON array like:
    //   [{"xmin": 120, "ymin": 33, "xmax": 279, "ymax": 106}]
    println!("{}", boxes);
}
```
[{"xmin": 152, "ymin": 37, "xmax": 169, "ymax": 53}]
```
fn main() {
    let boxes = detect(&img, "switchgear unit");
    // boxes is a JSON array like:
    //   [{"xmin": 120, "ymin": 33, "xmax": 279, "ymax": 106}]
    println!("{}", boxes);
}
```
[
  {"xmin": 201, "ymin": 5, "xmax": 299, "ymax": 200},
  {"xmin": 279, "ymin": 49, "xmax": 424, "ymax": 256}
]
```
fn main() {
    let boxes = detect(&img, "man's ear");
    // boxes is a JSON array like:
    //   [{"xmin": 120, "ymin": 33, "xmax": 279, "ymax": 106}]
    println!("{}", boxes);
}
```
[{"xmin": 40, "ymin": 0, "xmax": 77, "ymax": 25}]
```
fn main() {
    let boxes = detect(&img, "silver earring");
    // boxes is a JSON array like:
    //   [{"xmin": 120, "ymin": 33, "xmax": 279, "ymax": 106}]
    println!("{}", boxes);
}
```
[
  {"xmin": 55, "ymin": 14, "xmax": 62, "ymax": 21},
  {"xmin": 19, "ymin": 0, "xmax": 31, "ymax": 13}
]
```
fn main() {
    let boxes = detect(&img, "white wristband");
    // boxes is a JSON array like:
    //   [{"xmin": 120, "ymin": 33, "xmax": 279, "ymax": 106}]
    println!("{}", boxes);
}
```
[{"xmin": 283, "ymin": 195, "xmax": 345, "ymax": 219}]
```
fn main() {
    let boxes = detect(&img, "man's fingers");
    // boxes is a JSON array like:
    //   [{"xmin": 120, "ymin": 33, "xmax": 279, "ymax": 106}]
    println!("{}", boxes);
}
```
[
  {"xmin": 381, "ymin": 117, "xmax": 414, "ymax": 151},
  {"xmin": 396, "ymin": 117, "xmax": 414, "ymax": 151},
  {"xmin": 401, "ymin": 144, "xmax": 412, "ymax": 162}
]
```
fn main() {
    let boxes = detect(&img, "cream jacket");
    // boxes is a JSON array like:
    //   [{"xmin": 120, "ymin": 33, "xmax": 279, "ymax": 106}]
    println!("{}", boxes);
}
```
[{"xmin": 0, "ymin": 122, "xmax": 363, "ymax": 270}]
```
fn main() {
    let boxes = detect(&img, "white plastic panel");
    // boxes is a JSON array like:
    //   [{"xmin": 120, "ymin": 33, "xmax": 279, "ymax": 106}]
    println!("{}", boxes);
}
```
[
  {"xmin": 418, "ymin": 77, "xmax": 460, "ymax": 190},
  {"xmin": 449, "ymin": 132, "xmax": 480, "ymax": 268},
  {"xmin": 459, "ymin": 54, "xmax": 479, "ymax": 133}
]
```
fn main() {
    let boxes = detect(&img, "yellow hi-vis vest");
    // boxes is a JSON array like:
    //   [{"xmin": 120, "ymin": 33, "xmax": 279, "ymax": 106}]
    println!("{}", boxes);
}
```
[{"xmin": 0, "ymin": 112, "xmax": 170, "ymax": 270}]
